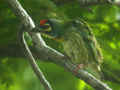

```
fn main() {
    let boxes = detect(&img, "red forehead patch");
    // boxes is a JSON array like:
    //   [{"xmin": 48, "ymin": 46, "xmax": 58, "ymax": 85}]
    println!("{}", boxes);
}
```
[{"xmin": 40, "ymin": 19, "xmax": 48, "ymax": 25}]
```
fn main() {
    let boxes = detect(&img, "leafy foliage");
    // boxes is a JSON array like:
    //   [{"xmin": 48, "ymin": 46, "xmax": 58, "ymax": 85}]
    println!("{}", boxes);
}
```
[{"xmin": 0, "ymin": 0, "xmax": 120, "ymax": 90}]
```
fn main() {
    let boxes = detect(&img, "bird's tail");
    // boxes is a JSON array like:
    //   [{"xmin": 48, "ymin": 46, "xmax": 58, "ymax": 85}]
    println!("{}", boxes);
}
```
[{"xmin": 84, "ymin": 63, "xmax": 104, "ymax": 80}]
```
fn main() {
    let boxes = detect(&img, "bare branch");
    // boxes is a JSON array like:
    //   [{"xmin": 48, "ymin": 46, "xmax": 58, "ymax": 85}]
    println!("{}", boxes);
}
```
[
  {"xmin": 78, "ymin": 0, "xmax": 112, "ymax": 6},
  {"xmin": 6, "ymin": 0, "xmax": 52, "ymax": 90},
  {"xmin": 78, "ymin": 0, "xmax": 120, "ymax": 7},
  {"xmin": 53, "ymin": 0, "xmax": 120, "ymax": 7},
  {"xmin": 18, "ymin": 27, "xmax": 52, "ymax": 90},
  {"xmin": 113, "ymin": 1, "xmax": 120, "ymax": 6}
]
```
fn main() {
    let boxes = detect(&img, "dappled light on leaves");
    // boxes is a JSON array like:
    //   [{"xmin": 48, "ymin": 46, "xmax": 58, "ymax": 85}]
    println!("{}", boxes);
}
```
[
  {"xmin": 0, "ymin": 0, "xmax": 120, "ymax": 89},
  {"xmin": 77, "ymin": 80, "xmax": 86, "ymax": 90},
  {"xmin": 109, "ymin": 42, "xmax": 117, "ymax": 49}
]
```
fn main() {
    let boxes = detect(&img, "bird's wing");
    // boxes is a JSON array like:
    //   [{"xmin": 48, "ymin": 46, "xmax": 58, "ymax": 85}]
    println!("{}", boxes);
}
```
[{"xmin": 63, "ymin": 29, "xmax": 89, "ymax": 65}]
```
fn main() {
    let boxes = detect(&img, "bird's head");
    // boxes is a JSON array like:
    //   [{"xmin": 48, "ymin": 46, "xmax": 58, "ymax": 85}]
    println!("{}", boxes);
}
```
[{"xmin": 39, "ymin": 19, "xmax": 64, "ymax": 41}]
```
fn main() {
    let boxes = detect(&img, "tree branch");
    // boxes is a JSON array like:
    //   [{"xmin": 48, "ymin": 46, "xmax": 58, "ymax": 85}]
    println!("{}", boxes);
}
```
[
  {"xmin": 78, "ymin": 0, "xmax": 120, "ymax": 7},
  {"xmin": 53, "ymin": 0, "xmax": 120, "ymax": 7},
  {"xmin": 18, "ymin": 27, "xmax": 52, "ymax": 90},
  {"xmin": 79, "ymin": 0, "xmax": 120, "ymax": 7},
  {"xmin": 5, "ymin": 0, "xmax": 112, "ymax": 90},
  {"xmin": 78, "ymin": 0, "xmax": 112, "ymax": 6},
  {"xmin": 6, "ymin": 0, "xmax": 52, "ymax": 90}
]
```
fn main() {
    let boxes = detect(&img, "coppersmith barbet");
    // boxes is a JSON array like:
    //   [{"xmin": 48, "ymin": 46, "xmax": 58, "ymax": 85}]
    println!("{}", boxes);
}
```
[{"xmin": 39, "ymin": 18, "xmax": 103, "ymax": 79}]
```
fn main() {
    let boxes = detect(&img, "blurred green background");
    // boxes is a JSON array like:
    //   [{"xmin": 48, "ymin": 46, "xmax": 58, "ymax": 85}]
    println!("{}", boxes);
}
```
[{"xmin": 0, "ymin": 0, "xmax": 120, "ymax": 90}]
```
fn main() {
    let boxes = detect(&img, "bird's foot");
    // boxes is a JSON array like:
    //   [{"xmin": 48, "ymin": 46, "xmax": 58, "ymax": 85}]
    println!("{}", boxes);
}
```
[{"xmin": 73, "ymin": 64, "xmax": 84, "ymax": 75}]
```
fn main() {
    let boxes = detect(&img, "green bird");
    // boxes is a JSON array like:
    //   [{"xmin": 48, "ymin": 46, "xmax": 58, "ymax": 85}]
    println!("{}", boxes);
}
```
[{"xmin": 39, "ymin": 18, "xmax": 103, "ymax": 79}]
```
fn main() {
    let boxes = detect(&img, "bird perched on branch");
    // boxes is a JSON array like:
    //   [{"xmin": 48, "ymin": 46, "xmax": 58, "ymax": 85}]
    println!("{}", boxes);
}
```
[{"xmin": 38, "ymin": 18, "xmax": 103, "ymax": 79}]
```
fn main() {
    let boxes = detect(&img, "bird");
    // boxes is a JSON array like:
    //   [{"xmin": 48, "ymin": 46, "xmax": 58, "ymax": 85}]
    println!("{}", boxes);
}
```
[{"xmin": 38, "ymin": 18, "xmax": 103, "ymax": 79}]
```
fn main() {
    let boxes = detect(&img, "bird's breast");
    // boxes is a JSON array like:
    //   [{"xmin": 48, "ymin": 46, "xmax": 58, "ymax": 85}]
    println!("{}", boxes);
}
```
[{"xmin": 63, "ymin": 31, "xmax": 89, "ymax": 64}]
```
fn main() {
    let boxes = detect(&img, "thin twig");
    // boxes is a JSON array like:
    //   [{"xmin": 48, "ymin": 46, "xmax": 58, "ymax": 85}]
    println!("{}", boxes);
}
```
[{"xmin": 18, "ymin": 26, "xmax": 52, "ymax": 90}]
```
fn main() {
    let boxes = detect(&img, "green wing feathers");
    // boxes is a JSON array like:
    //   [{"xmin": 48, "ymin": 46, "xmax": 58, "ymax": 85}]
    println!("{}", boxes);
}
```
[{"xmin": 63, "ymin": 19, "xmax": 103, "ymax": 79}]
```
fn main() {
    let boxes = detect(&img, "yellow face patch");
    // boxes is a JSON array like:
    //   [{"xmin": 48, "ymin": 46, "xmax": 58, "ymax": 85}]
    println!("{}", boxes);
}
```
[
  {"xmin": 40, "ymin": 23, "xmax": 64, "ymax": 42},
  {"xmin": 41, "ymin": 32, "xmax": 64, "ymax": 42},
  {"xmin": 43, "ymin": 23, "xmax": 52, "ymax": 32}
]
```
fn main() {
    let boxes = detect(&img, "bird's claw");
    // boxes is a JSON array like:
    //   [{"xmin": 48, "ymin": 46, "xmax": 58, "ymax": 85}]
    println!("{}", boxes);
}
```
[{"xmin": 73, "ymin": 64, "xmax": 84, "ymax": 75}]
